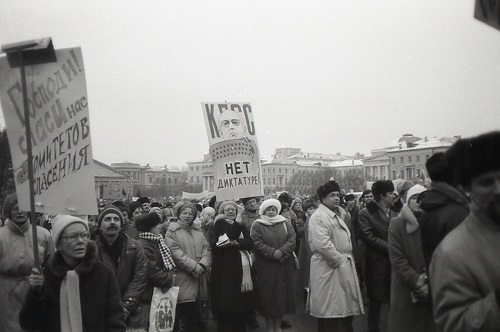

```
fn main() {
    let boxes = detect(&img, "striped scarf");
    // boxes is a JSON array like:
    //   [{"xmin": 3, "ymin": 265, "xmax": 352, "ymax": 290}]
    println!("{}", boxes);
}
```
[{"xmin": 139, "ymin": 232, "xmax": 176, "ymax": 271}]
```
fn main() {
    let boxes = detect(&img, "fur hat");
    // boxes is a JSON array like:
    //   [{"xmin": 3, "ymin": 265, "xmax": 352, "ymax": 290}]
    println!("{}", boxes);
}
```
[
  {"xmin": 218, "ymin": 201, "xmax": 239, "ymax": 215},
  {"xmin": 51, "ymin": 215, "xmax": 89, "ymax": 246},
  {"xmin": 259, "ymin": 199, "xmax": 282, "ymax": 216},
  {"xmin": 136, "ymin": 197, "xmax": 150, "ymax": 205},
  {"xmin": 240, "ymin": 197, "xmax": 256, "ymax": 205},
  {"xmin": 316, "ymin": 180, "xmax": 341, "ymax": 199},
  {"xmin": 372, "ymin": 180, "xmax": 395, "ymax": 197},
  {"xmin": 135, "ymin": 212, "xmax": 162, "ymax": 232},
  {"xmin": 278, "ymin": 192, "xmax": 292, "ymax": 205},
  {"xmin": 173, "ymin": 201, "xmax": 197, "ymax": 219},
  {"xmin": 150, "ymin": 202, "xmax": 162, "ymax": 208},
  {"xmin": 445, "ymin": 131, "xmax": 500, "ymax": 186},
  {"xmin": 291, "ymin": 197, "xmax": 303, "ymax": 208},
  {"xmin": 426, "ymin": 152, "xmax": 454, "ymax": 184},
  {"xmin": 129, "ymin": 201, "xmax": 143, "ymax": 215},
  {"xmin": 200, "ymin": 207, "xmax": 216, "ymax": 217},
  {"xmin": 2, "ymin": 193, "xmax": 18, "ymax": 219},
  {"xmin": 97, "ymin": 206, "xmax": 124, "ymax": 229},
  {"xmin": 406, "ymin": 184, "xmax": 427, "ymax": 203},
  {"xmin": 112, "ymin": 200, "xmax": 130, "ymax": 217}
]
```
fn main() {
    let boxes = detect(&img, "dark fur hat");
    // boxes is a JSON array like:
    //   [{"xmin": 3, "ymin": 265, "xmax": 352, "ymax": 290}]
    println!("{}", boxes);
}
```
[
  {"xmin": 316, "ymin": 180, "xmax": 341, "ymax": 199},
  {"xmin": 344, "ymin": 193, "xmax": 355, "ymax": 202},
  {"xmin": 136, "ymin": 197, "xmax": 150, "ymax": 205},
  {"xmin": 112, "ymin": 200, "xmax": 130, "ymax": 217},
  {"xmin": 372, "ymin": 180, "xmax": 395, "ymax": 197},
  {"xmin": 445, "ymin": 131, "xmax": 500, "ymax": 186},
  {"xmin": 426, "ymin": 152, "xmax": 454, "ymax": 184},
  {"xmin": 135, "ymin": 212, "xmax": 162, "ymax": 232}
]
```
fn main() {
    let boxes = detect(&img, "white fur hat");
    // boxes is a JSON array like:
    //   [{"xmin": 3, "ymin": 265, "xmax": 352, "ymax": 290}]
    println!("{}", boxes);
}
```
[
  {"xmin": 406, "ymin": 184, "xmax": 427, "ymax": 203},
  {"xmin": 51, "ymin": 215, "xmax": 89, "ymax": 246},
  {"xmin": 259, "ymin": 199, "xmax": 281, "ymax": 216}
]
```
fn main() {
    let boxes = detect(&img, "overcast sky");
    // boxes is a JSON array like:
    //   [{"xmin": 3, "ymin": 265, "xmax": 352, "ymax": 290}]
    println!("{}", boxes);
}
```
[{"xmin": 1, "ymin": 0, "xmax": 499, "ymax": 168}]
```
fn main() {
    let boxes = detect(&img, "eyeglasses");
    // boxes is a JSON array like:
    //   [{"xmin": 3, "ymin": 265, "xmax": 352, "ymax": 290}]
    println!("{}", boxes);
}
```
[{"xmin": 61, "ymin": 232, "xmax": 90, "ymax": 243}]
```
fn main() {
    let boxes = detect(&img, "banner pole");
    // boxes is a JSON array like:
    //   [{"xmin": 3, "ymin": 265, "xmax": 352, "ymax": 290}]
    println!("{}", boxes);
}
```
[{"xmin": 19, "ymin": 51, "xmax": 40, "ymax": 270}]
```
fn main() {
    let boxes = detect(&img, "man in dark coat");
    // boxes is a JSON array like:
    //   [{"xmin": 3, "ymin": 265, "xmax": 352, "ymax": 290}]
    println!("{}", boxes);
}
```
[
  {"xmin": 419, "ymin": 152, "xmax": 469, "ymax": 268},
  {"xmin": 95, "ymin": 206, "xmax": 147, "ymax": 327},
  {"xmin": 358, "ymin": 180, "xmax": 396, "ymax": 332}
]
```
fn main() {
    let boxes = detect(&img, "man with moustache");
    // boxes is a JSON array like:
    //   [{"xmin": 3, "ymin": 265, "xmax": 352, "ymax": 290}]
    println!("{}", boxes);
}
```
[
  {"xmin": 95, "ymin": 206, "xmax": 148, "ymax": 328},
  {"xmin": 430, "ymin": 132, "xmax": 500, "ymax": 332}
]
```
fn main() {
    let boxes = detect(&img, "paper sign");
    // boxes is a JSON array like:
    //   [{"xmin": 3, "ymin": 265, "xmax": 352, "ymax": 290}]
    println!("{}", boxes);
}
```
[
  {"xmin": 202, "ymin": 102, "xmax": 263, "ymax": 201},
  {"xmin": 0, "ymin": 47, "xmax": 97, "ymax": 215}
]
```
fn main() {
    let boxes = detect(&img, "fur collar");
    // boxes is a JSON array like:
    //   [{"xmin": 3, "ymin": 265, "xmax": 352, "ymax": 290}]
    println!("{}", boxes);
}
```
[
  {"xmin": 400, "ymin": 204, "xmax": 420, "ymax": 234},
  {"xmin": 50, "ymin": 241, "xmax": 98, "ymax": 278},
  {"xmin": 366, "ymin": 201, "xmax": 380, "ymax": 214},
  {"xmin": 430, "ymin": 181, "xmax": 470, "ymax": 207}
]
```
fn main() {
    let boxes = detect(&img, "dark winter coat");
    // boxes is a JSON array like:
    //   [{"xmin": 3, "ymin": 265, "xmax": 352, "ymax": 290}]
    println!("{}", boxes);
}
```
[
  {"xmin": 418, "ymin": 181, "xmax": 469, "ymax": 268},
  {"xmin": 95, "ymin": 233, "xmax": 147, "ymax": 312},
  {"xmin": 388, "ymin": 205, "xmax": 435, "ymax": 332},
  {"xmin": 137, "ymin": 237, "xmax": 175, "ymax": 304},
  {"xmin": 19, "ymin": 241, "xmax": 126, "ymax": 332},
  {"xmin": 250, "ymin": 219, "xmax": 296, "ymax": 316},
  {"xmin": 358, "ymin": 201, "xmax": 393, "ymax": 301},
  {"xmin": 210, "ymin": 218, "xmax": 255, "ymax": 313}
]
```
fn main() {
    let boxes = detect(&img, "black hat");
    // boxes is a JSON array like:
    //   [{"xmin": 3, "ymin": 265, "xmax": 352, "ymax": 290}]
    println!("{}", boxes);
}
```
[
  {"xmin": 426, "ymin": 152, "xmax": 454, "ymax": 184},
  {"xmin": 135, "ymin": 212, "xmax": 162, "ymax": 232},
  {"xmin": 240, "ymin": 197, "xmax": 256, "ymax": 205},
  {"xmin": 150, "ymin": 202, "xmax": 162, "ymax": 208},
  {"xmin": 316, "ymin": 180, "xmax": 341, "ymax": 199},
  {"xmin": 344, "ymin": 194, "xmax": 355, "ymax": 201},
  {"xmin": 278, "ymin": 192, "xmax": 292, "ymax": 205},
  {"xmin": 137, "ymin": 197, "xmax": 151, "ymax": 205},
  {"xmin": 129, "ymin": 201, "xmax": 142, "ymax": 214},
  {"xmin": 372, "ymin": 180, "xmax": 395, "ymax": 197},
  {"xmin": 445, "ymin": 131, "xmax": 500, "ymax": 186},
  {"xmin": 112, "ymin": 200, "xmax": 130, "ymax": 217}
]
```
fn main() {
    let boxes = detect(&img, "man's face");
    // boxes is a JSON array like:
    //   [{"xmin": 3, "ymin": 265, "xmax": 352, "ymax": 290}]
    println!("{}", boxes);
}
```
[
  {"xmin": 100, "ymin": 213, "xmax": 121, "ymax": 239},
  {"xmin": 305, "ymin": 206, "xmax": 317, "ymax": 217},
  {"xmin": 346, "ymin": 199, "xmax": 356, "ymax": 209},
  {"xmin": 132, "ymin": 207, "xmax": 144, "ymax": 220},
  {"xmin": 363, "ymin": 193, "xmax": 374, "ymax": 204},
  {"xmin": 142, "ymin": 203, "xmax": 150, "ymax": 212},
  {"xmin": 382, "ymin": 191, "xmax": 396, "ymax": 206},
  {"xmin": 293, "ymin": 202, "xmax": 303, "ymax": 211},
  {"xmin": 322, "ymin": 192, "xmax": 341, "ymax": 211},
  {"xmin": 119, "ymin": 209, "xmax": 129, "ymax": 221},
  {"xmin": 219, "ymin": 110, "xmax": 245, "ymax": 139},
  {"xmin": 470, "ymin": 169, "xmax": 500, "ymax": 222},
  {"xmin": 244, "ymin": 199, "xmax": 257, "ymax": 212}
]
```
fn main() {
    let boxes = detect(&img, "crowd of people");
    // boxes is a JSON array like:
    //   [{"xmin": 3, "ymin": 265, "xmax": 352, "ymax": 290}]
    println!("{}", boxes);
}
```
[{"xmin": 0, "ymin": 130, "xmax": 499, "ymax": 332}]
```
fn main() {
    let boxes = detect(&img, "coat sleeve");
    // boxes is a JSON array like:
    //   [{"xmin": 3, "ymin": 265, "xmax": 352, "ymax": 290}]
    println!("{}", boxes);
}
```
[
  {"xmin": 198, "ymin": 233, "xmax": 212, "ymax": 269},
  {"xmin": 388, "ymin": 218, "xmax": 420, "ymax": 288},
  {"xmin": 308, "ymin": 211, "xmax": 346, "ymax": 268},
  {"xmin": 165, "ymin": 230, "xmax": 198, "ymax": 273},
  {"xmin": 104, "ymin": 267, "xmax": 127, "ymax": 332},
  {"xmin": 430, "ymin": 248, "xmax": 500, "ymax": 332},
  {"xmin": 358, "ymin": 209, "xmax": 388, "ymax": 254},
  {"xmin": 19, "ymin": 289, "xmax": 49, "ymax": 331},
  {"xmin": 278, "ymin": 221, "xmax": 296, "ymax": 256},
  {"xmin": 121, "ymin": 244, "xmax": 148, "ymax": 312},
  {"xmin": 141, "ymin": 241, "xmax": 174, "ymax": 288},
  {"xmin": 250, "ymin": 222, "xmax": 277, "ymax": 259}
]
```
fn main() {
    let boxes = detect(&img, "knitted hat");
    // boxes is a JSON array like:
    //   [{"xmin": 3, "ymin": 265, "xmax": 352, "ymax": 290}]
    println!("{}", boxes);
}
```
[
  {"xmin": 2, "ymin": 193, "xmax": 18, "ymax": 219},
  {"xmin": 51, "ymin": 215, "xmax": 89, "ymax": 246},
  {"xmin": 259, "ymin": 199, "xmax": 281, "ymax": 216},
  {"xmin": 200, "ymin": 207, "xmax": 216, "ymax": 217},
  {"xmin": 445, "ymin": 131, "xmax": 500, "ymax": 186},
  {"xmin": 97, "ymin": 206, "xmax": 124, "ymax": 229},
  {"xmin": 291, "ymin": 197, "xmax": 303, "ymax": 208},
  {"xmin": 135, "ymin": 212, "xmax": 162, "ymax": 232},
  {"xmin": 406, "ymin": 184, "xmax": 427, "ymax": 203},
  {"xmin": 372, "ymin": 180, "xmax": 395, "ymax": 197},
  {"xmin": 129, "ymin": 201, "xmax": 143, "ymax": 215},
  {"xmin": 173, "ymin": 201, "xmax": 197, "ymax": 219},
  {"xmin": 218, "ymin": 201, "xmax": 240, "ymax": 215},
  {"xmin": 316, "ymin": 180, "xmax": 341, "ymax": 199},
  {"xmin": 426, "ymin": 152, "xmax": 454, "ymax": 183}
]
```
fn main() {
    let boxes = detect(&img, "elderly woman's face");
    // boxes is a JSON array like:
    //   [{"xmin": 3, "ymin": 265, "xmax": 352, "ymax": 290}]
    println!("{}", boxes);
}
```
[
  {"xmin": 264, "ymin": 206, "xmax": 278, "ymax": 217},
  {"xmin": 179, "ymin": 207, "xmax": 195, "ymax": 223},
  {"xmin": 58, "ymin": 223, "xmax": 89, "ymax": 263},
  {"xmin": 11, "ymin": 204, "xmax": 29, "ymax": 225},
  {"xmin": 223, "ymin": 205, "xmax": 237, "ymax": 220}
]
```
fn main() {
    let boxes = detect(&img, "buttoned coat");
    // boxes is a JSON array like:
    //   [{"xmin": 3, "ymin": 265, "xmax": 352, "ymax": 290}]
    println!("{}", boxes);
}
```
[{"xmin": 308, "ymin": 204, "xmax": 364, "ymax": 318}]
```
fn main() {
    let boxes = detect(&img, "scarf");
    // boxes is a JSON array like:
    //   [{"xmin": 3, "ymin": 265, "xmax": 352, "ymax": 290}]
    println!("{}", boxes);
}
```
[
  {"xmin": 400, "ymin": 204, "xmax": 420, "ymax": 234},
  {"xmin": 139, "ymin": 232, "xmax": 176, "ymax": 271},
  {"xmin": 254, "ymin": 215, "xmax": 286, "ymax": 226},
  {"xmin": 239, "ymin": 250, "xmax": 253, "ymax": 292},
  {"xmin": 98, "ymin": 232, "xmax": 124, "ymax": 268},
  {"xmin": 60, "ymin": 270, "xmax": 83, "ymax": 332}
]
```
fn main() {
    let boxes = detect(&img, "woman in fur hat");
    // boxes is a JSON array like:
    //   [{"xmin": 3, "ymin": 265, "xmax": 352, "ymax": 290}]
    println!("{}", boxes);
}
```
[
  {"xmin": 210, "ymin": 200, "xmax": 256, "ymax": 332},
  {"xmin": 251, "ymin": 199, "xmax": 296, "ymax": 332},
  {"xmin": 20, "ymin": 215, "xmax": 125, "ymax": 332},
  {"xmin": 165, "ymin": 201, "xmax": 211, "ymax": 331},
  {"xmin": 0, "ymin": 194, "xmax": 54, "ymax": 332}
]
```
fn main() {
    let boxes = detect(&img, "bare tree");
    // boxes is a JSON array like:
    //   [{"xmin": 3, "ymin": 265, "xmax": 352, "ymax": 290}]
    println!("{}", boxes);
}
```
[{"xmin": 0, "ymin": 128, "xmax": 15, "ymax": 210}]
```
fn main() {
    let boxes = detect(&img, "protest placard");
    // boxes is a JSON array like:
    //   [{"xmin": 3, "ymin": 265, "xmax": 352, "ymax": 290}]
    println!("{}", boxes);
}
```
[
  {"xmin": 0, "ymin": 47, "xmax": 98, "ymax": 215},
  {"xmin": 202, "ymin": 102, "xmax": 263, "ymax": 201}
]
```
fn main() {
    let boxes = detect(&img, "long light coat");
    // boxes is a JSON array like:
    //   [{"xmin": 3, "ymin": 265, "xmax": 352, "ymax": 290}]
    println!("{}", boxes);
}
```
[
  {"xmin": 165, "ymin": 221, "xmax": 211, "ymax": 303},
  {"xmin": 0, "ymin": 219, "xmax": 54, "ymax": 332},
  {"xmin": 308, "ymin": 204, "xmax": 364, "ymax": 318}
]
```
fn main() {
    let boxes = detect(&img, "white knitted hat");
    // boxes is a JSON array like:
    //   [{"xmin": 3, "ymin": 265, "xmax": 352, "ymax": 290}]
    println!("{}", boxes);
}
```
[
  {"xmin": 406, "ymin": 184, "xmax": 427, "ymax": 203},
  {"xmin": 259, "ymin": 199, "xmax": 281, "ymax": 216},
  {"xmin": 51, "ymin": 215, "xmax": 89, "ymax": 246}
]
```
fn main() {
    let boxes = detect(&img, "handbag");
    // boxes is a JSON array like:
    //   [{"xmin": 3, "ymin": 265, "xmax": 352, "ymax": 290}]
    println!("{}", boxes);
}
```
[
  {"xmin": 195, "ymin": 272, "xmax": 210, "ymax": 328},
  {"xmin": 149, "ymin": 286, "xmax": 179, "ymax": 332}
]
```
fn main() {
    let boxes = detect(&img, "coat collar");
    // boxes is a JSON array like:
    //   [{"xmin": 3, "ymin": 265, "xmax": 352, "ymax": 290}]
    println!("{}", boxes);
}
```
[
  {"xmin": 6, "ymin": 218, "xmax": 31, "ymax": 234},
  {"xmin": 50, "ymin": 241, "xmax": 98, "ymax": 278},
  {"xmin": 399, "ymin": 204, "xmax": 420, "ymax": 234}
]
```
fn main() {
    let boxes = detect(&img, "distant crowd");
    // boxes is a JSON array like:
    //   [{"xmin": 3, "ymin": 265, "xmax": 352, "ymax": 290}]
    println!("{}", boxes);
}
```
[{"xmin": 0, "ymin": 131, "xmax": 499, "ymax": 332}]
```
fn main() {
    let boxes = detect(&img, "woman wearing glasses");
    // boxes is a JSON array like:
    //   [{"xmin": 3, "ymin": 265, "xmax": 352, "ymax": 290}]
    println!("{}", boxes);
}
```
[{"xmin": 20, "ymin": 215, "xmax": 126, "ymax": 332}]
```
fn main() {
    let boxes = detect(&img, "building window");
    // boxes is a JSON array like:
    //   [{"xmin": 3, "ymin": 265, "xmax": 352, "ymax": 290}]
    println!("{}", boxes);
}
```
[
  {"xmin": 393, "ymin": 171, "xmax": 397, "ymax": 179},
  {"xmin": 273, "ymin": 168, "xmax": 276, "ymax": 173},
  {"xmin": 392, "ymin": 157, "xmax": 396, "ymax": 164},
  {"xmin": 168, "ymin": 178, "xmax": 171, "ymax": 184},
  {"xmin": 408, "ymin": 156, "xmax": 412, "ymax": 163},
  {"xmin": 400, "ymin": 157, "xmax": 404, "ymax": 164},
  {"xmin": 279, "ymin": 177, "xmax": 282, "ymax": 186},
  {"xmin": 197, "ymin": 166, "xmax": 199, "ymax": 171},
  {"xmin": 263, "ymin": 178, "xmax": 265, "ymax": 185},
  {"xmin": 416, "ymin": 155, "xmax": 420, "ymax": 162},
  {"xmin": 285, "ymin": 178, "xmax": 288, "ymax": 185},
  {"xmin": 196, "ymin": 176, "xmax": 200, "ymax": 183},
  {"xmin": 190, "ymin": 176, "xmax": 193, "ymax": 183},
  {"xmin": 400, "ymin": 170, "xmax": 404, "ymax": 179},
  {"xmin": 285, "ymin": 169, "xmax": 288, "ymax": 174},
  {"xmin": 174, "ymin": 178, "xmax": 178, "ymax": 184},
  {"xmin": 149, "ymin": 177, "xmax": 153, "ymax": 184},
  {"xmin": 156, "ymin": 178, "xmax": 160, "ymax": 184},
  {"xmin": 292, "ymin": 169, "xmax": 295, "ymax": 174},
  {"xmin": 279, "ymin": 168, "xmax": 281, "ymax": 173},
  {"xmin": 273, "ymin": 178, "xmax": 275, "ymax": 185},
  {"xmin": 191, "ymin": 167, "xmax": 194, "ymax": 171}
]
